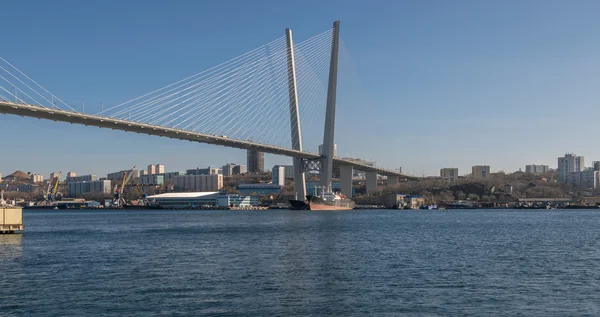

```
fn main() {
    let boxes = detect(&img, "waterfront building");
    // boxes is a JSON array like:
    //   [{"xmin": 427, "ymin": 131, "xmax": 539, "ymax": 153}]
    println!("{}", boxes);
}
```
[
  {"xmin": 472, "ymin": 166, "xmax": 490, "ymax": 180},
  {"xmin": 318, "ymin": 144, "xmax": 337, "ymax": 158},
  {"xmin": 272, "ymin": 165, "xmax": 285, "ymax": 186},
  {"xmin": 233, "ymin": 164, "xmax": 247, "ymax": 175},
  {"xmin": 67, "ymin": 180, "xmax": 111, "ymax": 197},
  {"xmin": 594, "ymin": 161, "xmax": 600, "ymax": 171},
  {"xmin": 405, "ymin": 196, "xmax": 425, "ymax": 209},
  {"xmin": 172, "ymin": 174, "xmax": 223, "ymax": 192},
  {"xmin": 30, "ymin": 174, "xmax": 44, "ymax": 183},
  {"xmin": 147, "ymin": 165, "xmax": 156, "ymax": 175},
  {"xmin": 146, "ymin": 192, "xmax": 219, "ymax": 208},
  {"xmin": 66, "ymin": 172, "xmax": 76, "ymax": 179},
  {"xmin": 140, "ymin": 170, "xmax": 146, "ymax": 176},
  {"xmin": 107, "ymin": 169, "xmax": 139, "ymax": 181},
  {"xmin": 384, "ymin": 194, "xmax": 406, "ymax": 209},
  {"xmin": 146, "ymin": 192, "xmax": 258, "ymax": 208},
  {"xmin": 558, "ymin": 153, "xmax": 584, "ymax": 182},
  {"xmin": 525, "ymin": 165, "xmax": 549, "ymax": 174},
  {"xmin": 440, "ymin": 168, "xmax": 458, "ymax": 183},
  {"xmin": 155, "ymin": 164, "xmax": 165, "ymax": 175},
  {"xmin": 384, "ymin": 194, "xmax": 424, "ymax": 209},
  {"xmin": 216, "ymin": 194, "xmax": 259, "ymax": 207},
  {"xmin": 237, "ymin": 184, "xmax": 281, "ymax": 195},
  {"xmin": 140, "ymin": 174, "xmax": 164, "ymax": 186},
  {"xmin": 67, "ymin": 174, "xmax": 97, "ymax": 183},
  {"xmin": 247, "ymin": 150, "xmax": 264, "ymax": 173},
  {"xmin": 186, "ymin": 167, "xmax": 219, "ymax": 175}
]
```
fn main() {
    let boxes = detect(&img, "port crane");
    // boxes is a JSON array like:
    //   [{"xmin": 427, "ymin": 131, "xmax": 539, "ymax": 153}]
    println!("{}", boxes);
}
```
[
  {"xmin": 113, "ymin": 166, "xmax": 136, "ymax": 206},
  {"xmin": 43, "ymin": 172, "xmax": 61, "ymax": 202}
]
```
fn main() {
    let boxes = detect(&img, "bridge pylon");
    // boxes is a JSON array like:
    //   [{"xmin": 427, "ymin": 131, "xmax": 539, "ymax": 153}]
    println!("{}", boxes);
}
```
[
  {"xmin": 285, "ymin": 28, "xmax": 307, "ymax": 200},
  {"xmin": 320, "ymin": 20, "xmax": 341, "ymax": 189}
]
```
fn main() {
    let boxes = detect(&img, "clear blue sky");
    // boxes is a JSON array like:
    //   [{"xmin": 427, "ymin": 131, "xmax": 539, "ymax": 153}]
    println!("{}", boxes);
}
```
[{"xmin": 1, "ymin": 0, "xmax": 600, "ymax": 178}]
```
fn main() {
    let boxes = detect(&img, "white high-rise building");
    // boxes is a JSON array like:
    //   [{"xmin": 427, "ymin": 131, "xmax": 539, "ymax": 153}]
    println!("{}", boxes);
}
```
[
  {"xmin": 148, "ymin": 165, "xmax": 156, "ymax": 175},
  {"xmin": 272, "ymin": 165, "xmax": 286, "ymax": 186},
  {"xmin": 30, "ymin": 174, "xmax": 44, "ymax": 183},
  {"xmin": 155, "ymin": 164, "xmax": 165, "ymax": 174},
  {"xmin": 558, "ymin": 154, "xmax": 584, "ymax": 182}
]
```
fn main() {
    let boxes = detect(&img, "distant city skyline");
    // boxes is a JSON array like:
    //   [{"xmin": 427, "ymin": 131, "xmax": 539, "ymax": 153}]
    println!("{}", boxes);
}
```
[
  {"xmin": 3, "ymin": 151, "xmax": 595, "ymax": 181},
  {"xmin": 2, "ymin": 1, "xmax": 600, "ymax": 176}
]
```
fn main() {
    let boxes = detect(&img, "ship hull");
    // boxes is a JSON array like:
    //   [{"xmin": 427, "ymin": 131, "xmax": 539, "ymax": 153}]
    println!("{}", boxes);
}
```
[{"xmin": 289, "ymin": 198, "xmax": 355, "ymax": 211}]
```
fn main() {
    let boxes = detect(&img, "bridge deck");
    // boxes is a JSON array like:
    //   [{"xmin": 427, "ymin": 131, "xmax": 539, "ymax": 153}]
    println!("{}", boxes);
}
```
[{"xmin": 0, "ymin": 101, "xmax": 413, "ymax": 178}]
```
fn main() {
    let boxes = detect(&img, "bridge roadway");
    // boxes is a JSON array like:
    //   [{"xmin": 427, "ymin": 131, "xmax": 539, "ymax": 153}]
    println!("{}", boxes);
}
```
[{"xmin": 0, "ymin": 101, "xmax": 413, "ymax": 178}]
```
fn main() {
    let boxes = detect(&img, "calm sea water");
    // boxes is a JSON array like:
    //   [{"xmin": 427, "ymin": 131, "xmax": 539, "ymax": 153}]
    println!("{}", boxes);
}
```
[{"xmin": 1, "ymin": 209, "xmax": 600, "ymax": 316}]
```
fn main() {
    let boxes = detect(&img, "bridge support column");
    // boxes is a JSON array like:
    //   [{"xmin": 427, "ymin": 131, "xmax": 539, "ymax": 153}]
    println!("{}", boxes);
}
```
[
  {"xmin": 366, "ymin": 171, "xmax": 377, "ymax": 195},
  {"xmin": 292, "ymin": 158, "xmax": 305, "ymax": 199},
  {"xmin": 387, "ymin": 175, "xmax": 399, "ymax": 187},
  {"xmin": 340, "ymin": 165, "xmax": 353, "ymax": 198},
  {"xmin": 286, "ymin": 28, "xmax": 306, "ymax": 200}
]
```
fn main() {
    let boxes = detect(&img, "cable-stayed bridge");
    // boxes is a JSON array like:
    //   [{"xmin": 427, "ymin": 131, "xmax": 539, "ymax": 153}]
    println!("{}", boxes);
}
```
[{"xmin": 0, "ymin": 21, "xmax": 414, "ymax": 198}]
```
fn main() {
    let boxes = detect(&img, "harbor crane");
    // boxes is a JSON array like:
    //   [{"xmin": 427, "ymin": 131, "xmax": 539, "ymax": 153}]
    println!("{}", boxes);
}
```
[
  {"xmin": 113, "ymin": 166, "xmax": 136, "ymax": 206},
  {"xmin": 44, "ymin": 172, "xmax": 61, "ymax": 202}
]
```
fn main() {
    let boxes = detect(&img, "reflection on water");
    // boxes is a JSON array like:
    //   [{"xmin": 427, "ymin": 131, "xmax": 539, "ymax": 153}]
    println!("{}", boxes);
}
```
[{"xmin": 0, "ymin": 234, "xmax": 22, "ymax": 260}]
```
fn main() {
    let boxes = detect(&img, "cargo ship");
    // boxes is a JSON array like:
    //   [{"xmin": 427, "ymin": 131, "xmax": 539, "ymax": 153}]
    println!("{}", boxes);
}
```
[{"xmin": 289, "ymin": 186, "xmax": 355, "ymax": 211}]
